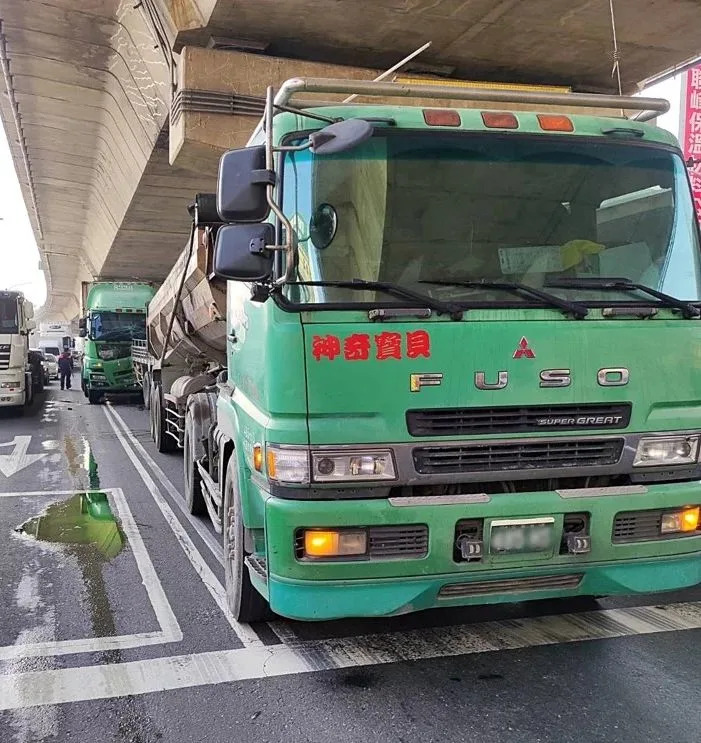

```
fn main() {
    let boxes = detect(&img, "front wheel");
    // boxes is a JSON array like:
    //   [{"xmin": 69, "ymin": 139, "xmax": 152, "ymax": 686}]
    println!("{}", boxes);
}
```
[
  {"xmin": 223, "ymin": 456, "xmax": 271, "ymax": 623},
  {"xmin": 88, "ymin": 389, "xmax": 103, "ymax": 405}
]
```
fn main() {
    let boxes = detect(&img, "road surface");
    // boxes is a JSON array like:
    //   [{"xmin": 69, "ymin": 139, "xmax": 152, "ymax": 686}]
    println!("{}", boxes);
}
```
[{"xmin": 0, "ymin": 381, "xmax": 699, "ymax": 742}]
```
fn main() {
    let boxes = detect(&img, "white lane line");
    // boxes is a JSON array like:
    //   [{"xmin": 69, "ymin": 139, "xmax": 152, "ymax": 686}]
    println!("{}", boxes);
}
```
[
  {"xmin": 111, "ymin": 487, "xmax": 182, "ymax": 645},
  {"xmin": 0, "ymin": 488, "xmax": 181, "ymax": 660},
  {"xmin": 103, "ymin": 406, "xmax": 263, "ymax": 648},
  {"xmin": 105, "ymin": 404, "xmax": 224, "ymax": 566},
  {"xmin": 2, "ymin": 599, "xmax": 700, "ymax": 709},
  {"xmin": 107, "ymin": 405, "xmax": 290, "ymax": 646}
]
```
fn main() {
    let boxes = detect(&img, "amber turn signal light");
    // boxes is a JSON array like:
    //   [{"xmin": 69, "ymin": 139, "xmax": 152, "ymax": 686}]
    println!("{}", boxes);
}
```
[
  {"xmin": 660, "ymin": 506, "xmax": 699, "ymax": 534},
  {"xmin": 303, "ymin": 529, "xmax": 367, "ymax": 558}
]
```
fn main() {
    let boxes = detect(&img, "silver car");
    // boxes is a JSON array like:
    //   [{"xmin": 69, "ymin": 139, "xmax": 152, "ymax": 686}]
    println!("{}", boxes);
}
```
[{"xmin": 43, "ymin": 353, "xmax": 59, "ymax": 382}]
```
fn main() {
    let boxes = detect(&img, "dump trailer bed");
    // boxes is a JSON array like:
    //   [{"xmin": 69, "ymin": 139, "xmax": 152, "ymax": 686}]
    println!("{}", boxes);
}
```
[{"xmin": 133, "ymin": 198, "xmax": 226, "ymax": 451}]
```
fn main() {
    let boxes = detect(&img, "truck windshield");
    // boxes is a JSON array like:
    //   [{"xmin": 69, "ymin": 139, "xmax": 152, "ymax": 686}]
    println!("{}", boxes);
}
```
[
  {"xmin": 90, "ymin": 312, "xmax": 146, "ymax": 341},
  {"xmin": 281, "ymin": 132, "xmax": 701, "ymax": 307},
  {"xmin": 0, "ymin": 298, "xmax": 19, "ymax": 332}
]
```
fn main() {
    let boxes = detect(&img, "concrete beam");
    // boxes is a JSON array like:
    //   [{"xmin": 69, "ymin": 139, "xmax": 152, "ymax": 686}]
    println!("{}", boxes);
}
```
[{"xmin": 169, "ymin": 47, "xmax": 379, "ymax": 174}]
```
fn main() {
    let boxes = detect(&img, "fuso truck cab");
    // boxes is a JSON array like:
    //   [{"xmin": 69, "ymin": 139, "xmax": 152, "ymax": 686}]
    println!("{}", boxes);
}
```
[
  {"xmin": 177, "ymin": 78, "xmax": 701, "ymax": 623},
  {"xmin": 0, "ymin": 290, "xmax": 36, "ymax": 411},
  {"xmin": 79, "ymin": 282, "xmax": 156, "ymax": 404}
]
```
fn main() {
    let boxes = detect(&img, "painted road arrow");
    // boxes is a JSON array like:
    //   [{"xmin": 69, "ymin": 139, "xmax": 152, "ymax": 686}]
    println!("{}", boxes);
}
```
[{"xmin": 0, "ymin": 436, "xmax": 47, "ymax": 477}]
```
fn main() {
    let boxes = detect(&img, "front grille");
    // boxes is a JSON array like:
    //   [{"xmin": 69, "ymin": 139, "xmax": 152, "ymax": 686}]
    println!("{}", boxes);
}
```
[
  {"xmin": 439, "ymin": 574, "xmax": 583, "ymax": 598},
  {"xmin": 0, "ymin": 344, "xmax": 10, "ymax": 371},
  {"xmin": 407, "ymin": 403, "xmax": 631, "ymax": 436},
  {"xmin": 295, "ymin": 524, "xmax": 428, "ymax": 560},
  {"xmin": 367, "ymin": 525, "xmax": 428, "ymax": 558},
  {"xmin": 613, "ymin": 511, "xmax": 663, "ymax": 542},
  {"xmin": 413, "ymin": 438, "xmax": 624, "ymax": 475}
]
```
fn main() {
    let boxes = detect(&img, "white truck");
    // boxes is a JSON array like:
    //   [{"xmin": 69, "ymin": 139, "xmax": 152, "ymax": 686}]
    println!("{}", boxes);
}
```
[
  {"xmin": 35, "ymin": 322, "xmax": 72, "ymax": 357},
  {"xmin": 0, "ymin": 290, "xmax": 36, "ymax": 410}
]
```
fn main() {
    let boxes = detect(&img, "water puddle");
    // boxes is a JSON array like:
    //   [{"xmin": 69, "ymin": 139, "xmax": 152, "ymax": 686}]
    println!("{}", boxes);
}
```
[
  {"xmin": 15, "ymin": 492, "xmax": 125, "ymax": 640},
  {"xmin": 16, "ymin": 492, "xmax": 124, "ymax": 560}
]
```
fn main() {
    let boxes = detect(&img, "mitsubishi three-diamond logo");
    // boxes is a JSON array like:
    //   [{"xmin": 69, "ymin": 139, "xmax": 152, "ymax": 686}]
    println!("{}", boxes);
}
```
[{"xmin": 513, "ymin": 337, "xmax": 535, "ymax": 359}]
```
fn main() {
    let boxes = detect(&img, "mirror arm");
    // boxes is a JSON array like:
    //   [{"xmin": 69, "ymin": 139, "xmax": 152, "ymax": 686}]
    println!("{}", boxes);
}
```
[
  {"xmin": 274, "ymin": 141, "xmax": 313, "ymax": 153},
  {"xmin": 264, "ymin": 86, "xmax": 296, "ymax": 287}
]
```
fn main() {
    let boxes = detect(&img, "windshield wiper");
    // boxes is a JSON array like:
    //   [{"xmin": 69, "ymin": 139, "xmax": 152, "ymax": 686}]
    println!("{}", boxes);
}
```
[
  {"xmin": 419, "ymin": 279, "xmax": 589, "ymax": 319},
  {"xmin": 288, "ymin": 279, "xmax": 464, "ymax": 319},
  {"xmin": 95, "ymin": 330, "xmax": 132, "ymax": 341},
  {"xmin": 544, "ymin": 277, "xmax": 701, "ymax": 319}
]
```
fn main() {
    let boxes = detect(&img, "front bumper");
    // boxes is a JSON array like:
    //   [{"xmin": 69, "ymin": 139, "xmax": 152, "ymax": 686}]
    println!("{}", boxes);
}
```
[
  {"xmin": 0, "ymin": 390, "xmax": 24, "ymax": 406},
  {"xmin": 268, "ymin": 552, "xmax": 701, "ymax": 620},
  {"xmin": 87, "ymin": 373, "xmax": 139, "ymax": 394},
  {"xmin": 261, "ymin": 480, "xmax": 701, "ymax": 620}
]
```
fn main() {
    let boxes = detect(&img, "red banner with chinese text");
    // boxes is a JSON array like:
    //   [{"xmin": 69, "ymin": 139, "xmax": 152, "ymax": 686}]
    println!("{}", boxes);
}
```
[{"xmin": 682, "ymin": 66, "xmax": 701, "ymax": 221}]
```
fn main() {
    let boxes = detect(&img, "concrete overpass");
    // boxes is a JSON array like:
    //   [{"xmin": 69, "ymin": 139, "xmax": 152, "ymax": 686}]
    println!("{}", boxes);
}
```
[{"xmin": 1, "ymin": 0, "xmax": 700, "ymax": 320}]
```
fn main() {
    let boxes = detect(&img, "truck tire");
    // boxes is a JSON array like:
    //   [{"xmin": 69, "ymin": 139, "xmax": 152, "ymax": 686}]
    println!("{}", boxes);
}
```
[
  {"xmin": 152, "ymin": 384, "xmax": 175, "ymax": 453},
  {"xmin": 223, "ymin": 457, "xmax": 272, "ymax": 623},
  {"xmin": 88, "ymin": 390, "xmax": 103, "ymax": 405},
  {"xmin": 183, "ymin": 408, "xmax": 206, "ymax": 515},
  {"xmin": 142, "ymin": 371, "xmax": 151, "ymax": 410}
]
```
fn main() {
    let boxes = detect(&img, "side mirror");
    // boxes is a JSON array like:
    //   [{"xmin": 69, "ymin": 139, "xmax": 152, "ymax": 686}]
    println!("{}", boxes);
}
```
[
  {"xmin": 26, "ymin": 319, "xmax": 36, "ymax": 331},
  {"xmin": 79, "ymin": 328, "xmax": 87, "ymax": 338},
  {"xmin": 217, "ymin": 145, "xmax": 273, "ymax": 223},
  {"xmin": 214, "ymin": 223, "xmax": 275, "ymax": 282},
  {"xmin": 78, "ymin": 317, "xmax": 87, "ymax": 330}
]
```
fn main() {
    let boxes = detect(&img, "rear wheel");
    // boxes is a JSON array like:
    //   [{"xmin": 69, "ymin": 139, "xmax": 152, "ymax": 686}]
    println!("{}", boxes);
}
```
[
  {"xmin": 223, "ymin": 456, "xmax": 271, "ymax": 623},
  {"xmin": 183, "ymin": 408, "xmax": 206, "ymax": 515}
]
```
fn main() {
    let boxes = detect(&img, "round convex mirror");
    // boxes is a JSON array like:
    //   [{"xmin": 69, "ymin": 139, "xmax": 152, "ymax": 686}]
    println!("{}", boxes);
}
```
[{"xmin": 309, "ymin": 203, "xmax": 338, "ymax": 250}]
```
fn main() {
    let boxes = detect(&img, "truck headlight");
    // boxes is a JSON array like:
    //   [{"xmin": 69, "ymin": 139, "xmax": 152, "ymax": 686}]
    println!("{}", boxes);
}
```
[
  {"xmin": 266, "ymin": 446, "xmax": 398, "ymax": 485},
  {"xmin": 266, "ymin": 446, "xmax": 309, "ymax": 485},
  {"xmin": 311, "ymin": 450, "xmax": 396, "ymax": 482},
  {"xmin": 633, "ymin": 435, "xmax": 700, "ymax": 467},
  {"xmin": 0, "ymin": 381, "xmax": 20, "ymax": 388}
]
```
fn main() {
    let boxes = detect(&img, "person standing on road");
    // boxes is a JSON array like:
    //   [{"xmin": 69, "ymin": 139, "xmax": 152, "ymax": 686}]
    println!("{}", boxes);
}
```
[{"xmin": 58, "ymin": 349, "xmax": 73, "ymax": 390}]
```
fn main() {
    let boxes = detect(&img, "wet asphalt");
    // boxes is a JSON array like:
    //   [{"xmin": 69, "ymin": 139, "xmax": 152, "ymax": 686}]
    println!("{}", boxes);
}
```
[{"xmin": 0, "ymin": 377, "xmax": 699, "ymax": 743}]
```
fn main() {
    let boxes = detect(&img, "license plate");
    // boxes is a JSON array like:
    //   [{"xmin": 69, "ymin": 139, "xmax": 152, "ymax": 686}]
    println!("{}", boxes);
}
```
[{"xmin": 489, "ymin": 517, "xmax": 555, "ymax": 555}]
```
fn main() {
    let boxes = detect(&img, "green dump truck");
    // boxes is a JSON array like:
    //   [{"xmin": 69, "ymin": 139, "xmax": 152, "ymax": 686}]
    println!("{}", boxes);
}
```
[
  {"xmin": 148, "ymin": 78, "xmax": 701, "ymax": 622},
  {"xmin": 80, "ymin": 281, "xmax": 156, "ymax": 404}
]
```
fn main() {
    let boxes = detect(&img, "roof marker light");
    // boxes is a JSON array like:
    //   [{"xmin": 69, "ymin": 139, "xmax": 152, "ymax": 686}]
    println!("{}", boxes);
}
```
[
  {"xmin": 481, "ymin": 111, "xmax": 518, "ymax": 129},
  {"xmin": 423, "ymin": 109, "xmax": 461, "ymax": 127},
  {"xmin": 537, "ymin": 114, "xmax": 574, "ymax": 132}
]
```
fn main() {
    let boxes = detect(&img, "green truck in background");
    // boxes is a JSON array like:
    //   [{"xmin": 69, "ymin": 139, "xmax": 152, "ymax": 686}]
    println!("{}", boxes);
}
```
[
  {"xmin": 79, "ymin": 281, "xmax": 156, "ymax": 404},
  {"xmin": 148, "ymin": 77, "xmax": 701, "ymax": 622}
]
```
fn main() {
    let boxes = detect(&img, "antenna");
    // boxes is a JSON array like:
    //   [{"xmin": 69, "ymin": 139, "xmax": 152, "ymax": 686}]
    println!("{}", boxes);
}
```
[
  {"xmin": 609, "ymin": 0, "xmax": 623, "ymax": 100},
  {"xmin": 342, "ymin": 41, "xmax": 432, "ymax": 104}
]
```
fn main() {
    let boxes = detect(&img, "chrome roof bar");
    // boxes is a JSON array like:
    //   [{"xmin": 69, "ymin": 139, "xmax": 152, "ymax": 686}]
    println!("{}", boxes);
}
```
[{"xmin": 274, "ymin": 77, "xmax": 669, "ymax": 122}]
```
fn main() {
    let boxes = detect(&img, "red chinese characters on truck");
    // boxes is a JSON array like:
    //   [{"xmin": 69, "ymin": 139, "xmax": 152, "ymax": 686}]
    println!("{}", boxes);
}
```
[
  {"xmin": 682, "ymin": 66, "xmax": 701, "ymax": 221},
  {"xmin": 312, "ymin": 330, "xmax": 431, "ymax": 361}
]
